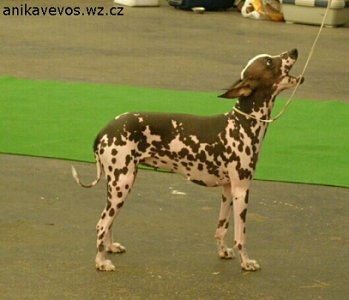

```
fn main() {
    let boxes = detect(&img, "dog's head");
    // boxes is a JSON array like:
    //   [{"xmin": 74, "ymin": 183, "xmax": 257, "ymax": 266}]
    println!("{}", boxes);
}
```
[{"xmin": 219, "ymin": 49, "xmax": 304, "ymax": 99}]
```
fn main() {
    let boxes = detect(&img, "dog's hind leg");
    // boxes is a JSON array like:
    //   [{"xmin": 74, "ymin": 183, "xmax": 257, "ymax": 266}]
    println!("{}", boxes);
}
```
[
  {"xmin": 215, "ymin": 184, "xmax": 235, "ymax": 259},
  {"xmin": 95, "ymin": 166, "xmax": 137, "ymax": 272},
  {"xmin": 104, "ymin": 169, "xmax": 137, "ymax": 254},
  {"xmin": 232, "ymin": 188, "xmax": 260, "ymax": 271}
]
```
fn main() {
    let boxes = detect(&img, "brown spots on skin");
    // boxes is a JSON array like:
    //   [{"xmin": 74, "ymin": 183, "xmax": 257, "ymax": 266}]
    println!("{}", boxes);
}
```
[
  {"xmin": 240, "ymin": 208, "xmax": 247, "ymax": 223},
  {"xmin": 98, "ymin": 243, "xmax": 104, "ymax": 252},
  {"xmin": 245, "ymin": 191, "xmax": 249, "ymax": 204},
  {"xmin": 182, "ymin": 161, "xmax": 189, "ymax": 168},
  {"xmin": 197, "ymin": 151, "xmax": 207, "ymax": 163},
  {"xmin": 113, "ymin": 167, "xmax": 129, "ymax": 183},
  {"xmin": 191, "ymin": 179, "xmax": 208, "ymax": 186},
  {"xmin": 218, "ymin": 219, "xmax": 226, "ymax": 228},
  {"xmin": 125, "ymin": 155, "xmax": 132, "ymax": 166},
  {"xmin": 109, "ymin": 208, "xmax": 115, "ymax": 217},
  {"xmin": 237, "ymin": 166, "xmax": 252, "ymax": 180},
  {"xmin": 117, "ymin": 202, "xmax": 124, "ymax": 209}
]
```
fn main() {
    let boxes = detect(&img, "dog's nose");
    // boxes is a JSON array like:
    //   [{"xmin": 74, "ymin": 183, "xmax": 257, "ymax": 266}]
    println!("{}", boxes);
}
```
[{"xmin": 289, "ymin": 49, "xmax": 298, "ymax": 59}]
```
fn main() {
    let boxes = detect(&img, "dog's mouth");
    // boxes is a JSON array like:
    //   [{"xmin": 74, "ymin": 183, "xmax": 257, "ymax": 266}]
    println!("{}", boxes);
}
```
[
  {"xmin": 281, "ymin": 49, "xmax": 298, "ymax": 73},
  {"xmin": 273, "ymin": 49, "xmax": 304, "ymax": 90},
  {"xmin": 287, "ymin": 48, "xmax": 298, "ymax": 60},
  {"xmin": 281, "ymin": 48, "xmax": 304, "ymax": 84}
]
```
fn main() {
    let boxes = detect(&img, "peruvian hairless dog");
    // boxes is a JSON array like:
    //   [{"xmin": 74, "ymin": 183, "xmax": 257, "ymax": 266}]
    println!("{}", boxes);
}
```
[{"xmin": 72, "ymin": 49, "xmax": 304, "ymax": 272}]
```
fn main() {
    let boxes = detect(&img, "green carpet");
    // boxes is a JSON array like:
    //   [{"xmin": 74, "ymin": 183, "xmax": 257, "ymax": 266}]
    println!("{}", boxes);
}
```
[{"xmin": 0, "ymin": 77, "xmax": 348, "ymax": 188}]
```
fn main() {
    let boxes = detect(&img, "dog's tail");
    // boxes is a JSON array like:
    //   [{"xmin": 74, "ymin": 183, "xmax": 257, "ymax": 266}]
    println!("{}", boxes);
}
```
[{"xmin": 71, "ymin": 155, "xmax": 102, "ymax": 188}]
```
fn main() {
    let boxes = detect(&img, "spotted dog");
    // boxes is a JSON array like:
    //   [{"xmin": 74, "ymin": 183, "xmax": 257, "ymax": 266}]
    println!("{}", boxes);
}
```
[{"xmin": 72, "ymin": 49, "xmax": 303, "ymax": 272}]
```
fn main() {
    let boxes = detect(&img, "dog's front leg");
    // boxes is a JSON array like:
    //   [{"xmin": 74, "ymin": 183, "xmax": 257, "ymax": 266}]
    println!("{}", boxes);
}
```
[
  {"xmin": 233, "ymin": 189, "xmax": 261, "ymax": 271},
  {"xmin": 215, "ymin": 184, "xmax": 235, "ymax": 259}
]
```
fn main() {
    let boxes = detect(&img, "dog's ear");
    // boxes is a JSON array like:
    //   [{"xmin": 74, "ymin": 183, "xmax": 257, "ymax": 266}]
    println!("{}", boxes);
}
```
[{"xmin": 218, "ymin": 78, "xmax": 256, "ymax": 99}]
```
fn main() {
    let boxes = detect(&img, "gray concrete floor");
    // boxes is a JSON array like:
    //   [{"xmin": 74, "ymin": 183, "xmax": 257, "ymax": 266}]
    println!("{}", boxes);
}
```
[
  {"xmin": 0, "ymin": 0, "xmax": 348, "ymax": 299},
  {"xmin": 1, "ymin": 0, "xmax": 348, "ymax": 101},
  {"xmin": 1, "ymin": 155, "xmax": 348, "ymax": 299}
]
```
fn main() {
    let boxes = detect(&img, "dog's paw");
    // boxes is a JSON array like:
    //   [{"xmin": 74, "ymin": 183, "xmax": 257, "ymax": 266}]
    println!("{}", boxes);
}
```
[
  {"xmin": 107, "ymin": 243, "xmax": 126, "ymax": 254},
  {"xmin": 241, "ymin": 259, "xmax": 261, "ymax": 271},
  {"xmin": 218, "ymin": 248, "xmax": 235, "ymax": 259},
  {"xmin": 96, "ymin": 259, "xmax": 116, "ymax": 272}
]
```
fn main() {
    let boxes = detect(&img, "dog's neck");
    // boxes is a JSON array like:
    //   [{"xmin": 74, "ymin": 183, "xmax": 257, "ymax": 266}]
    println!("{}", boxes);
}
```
[
  {"xmin": 223, "ymin": 89, "xmax": 278, "ymax": 171},
  {"xmin": 233, "ymin": 88, "xmax": 277, "ymax": 122}
]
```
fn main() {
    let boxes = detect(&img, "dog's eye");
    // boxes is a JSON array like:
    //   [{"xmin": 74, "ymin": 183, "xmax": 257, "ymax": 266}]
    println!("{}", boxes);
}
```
[{"xmin": 266, "ymin": 58, "xmax": 273, "ymax": 67}]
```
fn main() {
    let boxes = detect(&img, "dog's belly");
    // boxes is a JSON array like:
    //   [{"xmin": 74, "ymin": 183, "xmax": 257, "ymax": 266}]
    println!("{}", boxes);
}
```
[{"xmin": 141, "ymin": 156, "xmax": 230, "ymax": 187}]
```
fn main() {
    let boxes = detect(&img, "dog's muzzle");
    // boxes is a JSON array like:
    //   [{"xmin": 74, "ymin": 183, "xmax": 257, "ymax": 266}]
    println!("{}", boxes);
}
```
[
  {"xmin": 282, "ymin": 48, "xmax": 298, "ymax": 61},
  {"xmin": 288, "ymin": 48, "xmax": 298, "ymax": 60}
]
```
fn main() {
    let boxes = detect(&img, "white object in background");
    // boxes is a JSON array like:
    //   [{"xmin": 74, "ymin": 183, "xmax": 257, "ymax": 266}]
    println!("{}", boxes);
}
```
[
  {"xmin": 192, "ymin": 7, "xmax": 205, "ymax": 14},
  {"xmin": 114, "ymin": 0, "xmax": 160, "ymax": 6}
]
